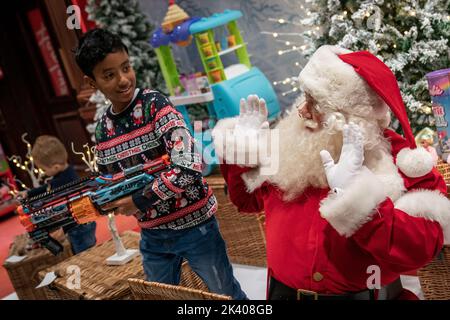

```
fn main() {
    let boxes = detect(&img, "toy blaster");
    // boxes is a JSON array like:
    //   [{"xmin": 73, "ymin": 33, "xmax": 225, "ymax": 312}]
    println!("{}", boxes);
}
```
[{"xmin": 17, "ymin": 155, "xmax": 170, "ymax": 255}]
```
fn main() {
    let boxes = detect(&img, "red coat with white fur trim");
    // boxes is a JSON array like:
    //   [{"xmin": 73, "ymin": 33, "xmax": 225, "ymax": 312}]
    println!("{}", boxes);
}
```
[{"xmin": 220, "ymin": 129, "xmax": 448, "ymax": 298}]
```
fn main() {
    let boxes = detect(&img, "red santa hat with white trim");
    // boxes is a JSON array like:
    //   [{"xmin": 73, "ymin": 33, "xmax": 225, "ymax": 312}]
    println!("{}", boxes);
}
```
[{"xmin": 298, "ymin": 45, "xmax": 433, "ymax": 178}]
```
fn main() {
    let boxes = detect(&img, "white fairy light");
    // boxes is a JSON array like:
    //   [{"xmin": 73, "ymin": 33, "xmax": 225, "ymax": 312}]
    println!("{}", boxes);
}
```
[{"xmin": 7, "ymin": 133, "xmax": 46, "ymax": 188}]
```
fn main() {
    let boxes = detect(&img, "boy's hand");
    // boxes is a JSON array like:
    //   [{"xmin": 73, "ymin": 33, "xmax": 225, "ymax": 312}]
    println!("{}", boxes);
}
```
[{"xmin": 102, "ymin": 196, "xmax": 139, "ymax": 216}]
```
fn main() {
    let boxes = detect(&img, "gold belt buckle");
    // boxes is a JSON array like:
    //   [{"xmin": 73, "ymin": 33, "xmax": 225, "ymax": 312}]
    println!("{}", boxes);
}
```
[{"xmin": 297, "ymin": 288, "xmax": 319, "ymax": 300}]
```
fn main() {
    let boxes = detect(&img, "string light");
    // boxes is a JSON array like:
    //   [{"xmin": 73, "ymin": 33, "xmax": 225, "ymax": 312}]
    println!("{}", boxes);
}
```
[
  {"xmin": 273, "ymin": 33, "xmax": 278, "ymax": 38},
  {"xmin": 278, "ymin": 19, "xmax": 286, "ymax": 24},
  {"xmin": 7, "ymin": 133, "xmax": 46, "ymax": 189},
  {"xmin": 343, "ymin": 11, "xmax": 348, "ymax": 15},
  {"xmin": 285, "ymin": 41, "xmax": 291, "ymax": 45},
  {"xmin": 365, "ymin": 12, "xmax": 371, "ymax": 17}
]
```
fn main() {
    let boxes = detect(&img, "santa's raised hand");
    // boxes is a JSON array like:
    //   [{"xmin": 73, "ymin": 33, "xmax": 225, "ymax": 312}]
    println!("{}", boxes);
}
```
[
  {"xmin": 320, "ymin": 122, "xmax": 367, "ymax": 193},
  {"xmin": 235, "ymin": 95, "xmax": 270, "ymax": 137}
]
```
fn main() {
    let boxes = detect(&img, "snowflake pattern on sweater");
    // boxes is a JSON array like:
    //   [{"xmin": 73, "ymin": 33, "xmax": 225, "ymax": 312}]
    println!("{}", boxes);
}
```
[{"xmin": 95, "ymin": 89, "xmax": 216, "ymax": 230}]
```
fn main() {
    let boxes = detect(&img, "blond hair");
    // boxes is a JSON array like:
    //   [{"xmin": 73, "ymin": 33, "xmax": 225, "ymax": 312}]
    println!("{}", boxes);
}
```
[{"xmin": 31, "ymin": 135, "xmax": 68, "ymax": 167}]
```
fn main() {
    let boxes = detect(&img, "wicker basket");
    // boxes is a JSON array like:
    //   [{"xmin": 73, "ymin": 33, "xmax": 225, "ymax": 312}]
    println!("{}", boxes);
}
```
[
  {"xmin": 179, "ymin": 261, "xmax": 209, "ymax": 291},
  {"xmin": 128, "ymin": 279, "xmax": 231, "ymax": 300},
  {"xmin": 38, "ymin": 231, "xmax": 144, "ymax": 300},
  {"xmin": 206, "ymin": 174, "xmax": 267, "ymax": 267},
  {"xmin": 3, "ymin": 233, "xmax": 73, "ymax": 300},
  {"xmin": 417, "ymin": 245, "xmax": 450, "ymax": 300}
]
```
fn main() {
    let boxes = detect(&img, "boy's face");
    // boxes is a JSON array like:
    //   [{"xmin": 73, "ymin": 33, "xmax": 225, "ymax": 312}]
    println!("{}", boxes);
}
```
[{"xmin": 86, "ymin": 49, "xmax": 136, "ymax": 112}]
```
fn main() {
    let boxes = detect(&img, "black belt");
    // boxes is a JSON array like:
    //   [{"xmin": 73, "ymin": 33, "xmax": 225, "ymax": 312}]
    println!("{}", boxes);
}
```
[{"xmin": 268, "ymin": 276, "xmax": 403, "ymax": 300}]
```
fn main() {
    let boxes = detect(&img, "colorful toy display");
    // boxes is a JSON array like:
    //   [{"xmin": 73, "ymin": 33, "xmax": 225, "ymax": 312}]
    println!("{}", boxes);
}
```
[
  {"xmin": 17, "ymin": 155, "xmax": 169, "ymax": 255},
  {"xmin": 426, "ymin": 68, "xmax": 450, "ymax": 160},
  {"xmin": 151, "ymin": 2, "xmax": 280, "ymax": 175}
]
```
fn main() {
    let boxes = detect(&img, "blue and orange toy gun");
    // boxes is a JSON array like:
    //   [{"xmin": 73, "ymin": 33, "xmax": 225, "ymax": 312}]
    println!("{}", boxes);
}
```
[{"xmin": 17, "ymin": 155, "xmax": 170, "ymax": 255}]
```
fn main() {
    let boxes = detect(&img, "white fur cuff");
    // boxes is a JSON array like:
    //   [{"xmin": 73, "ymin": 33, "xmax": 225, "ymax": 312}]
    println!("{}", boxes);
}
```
[
  {"xmin": 320, "ymin": 169, "xmax": 387, "ymax": 237},
  {"xmin": 396, "ymin": 147, "xmax": 433, "ymax": 178},
  {"xmin": 395, "ymin": 190, "xmax": 450, "ymax": 244},
  {"xmin": 212, "ymin": 117, "xmax": 265, "ymax": 168},
  {"xmin": 241, "ymin": 168, "xmax": 268, "ymax": 193}
]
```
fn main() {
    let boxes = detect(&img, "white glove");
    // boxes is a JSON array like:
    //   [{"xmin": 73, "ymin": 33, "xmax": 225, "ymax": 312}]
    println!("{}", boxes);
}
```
[
  {"xmin": 320, "ymin": 122, "xmax": 366, "ymax": 193},
  {"xmin": 229, "ymin": 95, "xmax": 270, "ymax": 167},
  {"xmin": 235, "ymin": 95, "xmax": 270, "ymax": 136}
]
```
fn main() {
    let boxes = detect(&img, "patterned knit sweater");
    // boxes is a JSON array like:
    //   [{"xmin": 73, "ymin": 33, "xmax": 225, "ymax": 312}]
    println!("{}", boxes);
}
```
[{"xmin": 95, "ymin": 89, "xmax": 217, "ymax": 230}]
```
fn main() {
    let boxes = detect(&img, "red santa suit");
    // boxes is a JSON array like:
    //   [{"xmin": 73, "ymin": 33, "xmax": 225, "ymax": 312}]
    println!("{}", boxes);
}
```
[{"xmin": 213, "ymin": 46, "xmax": 450, "ymax": 300}]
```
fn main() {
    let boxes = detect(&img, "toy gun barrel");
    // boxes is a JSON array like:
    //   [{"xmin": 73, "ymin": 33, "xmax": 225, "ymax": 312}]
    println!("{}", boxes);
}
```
[{"xmin": 18, "ymin": 154, "xmax": 170, "ymax": 255}]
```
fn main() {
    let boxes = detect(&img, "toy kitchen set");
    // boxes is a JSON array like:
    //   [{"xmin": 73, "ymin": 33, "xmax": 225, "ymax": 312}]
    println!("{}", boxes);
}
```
[{"xmin": 151, "ymin": 1, "xmax": 280, "ymax": 175}]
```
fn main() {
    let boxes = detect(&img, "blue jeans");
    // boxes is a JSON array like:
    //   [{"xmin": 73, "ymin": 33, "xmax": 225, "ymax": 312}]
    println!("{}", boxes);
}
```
[
  {"xmin": 140, "ymin": 216, "xmax": 248, "ymax": 300},
  {"xmin": 67, "ymin": 222, "xmax": 97, "ymax": 254}
]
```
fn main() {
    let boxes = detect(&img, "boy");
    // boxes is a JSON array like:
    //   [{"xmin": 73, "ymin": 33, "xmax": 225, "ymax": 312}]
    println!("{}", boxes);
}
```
[
  {"xmin": 25, "ymin": 135, "xmax": 97, "ymax": 254},
  {"xmin": 74, "ymin": 28, "xmax": 247, "ymax": 299}
]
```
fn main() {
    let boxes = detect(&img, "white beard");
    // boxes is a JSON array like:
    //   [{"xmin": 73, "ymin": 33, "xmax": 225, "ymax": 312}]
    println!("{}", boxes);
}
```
[{"xmin": 262, "ymin": 108, "xmax": 391, "ymax": 202}]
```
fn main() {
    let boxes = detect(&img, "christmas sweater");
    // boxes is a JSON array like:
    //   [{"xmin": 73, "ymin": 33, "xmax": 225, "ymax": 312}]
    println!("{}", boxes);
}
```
[{"xmin": 95, "ymin": 89, "xmax": 217, "ymax": 230}]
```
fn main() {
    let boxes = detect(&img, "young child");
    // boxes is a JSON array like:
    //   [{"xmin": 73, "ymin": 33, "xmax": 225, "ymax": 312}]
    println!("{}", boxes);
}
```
[
  {"xmin": 74, "ymin": 28, "xmax": 247, "ymax": 299},
  {"xmin": 25, "ymin": 135, "xmax": 97, "ymax": 254}
]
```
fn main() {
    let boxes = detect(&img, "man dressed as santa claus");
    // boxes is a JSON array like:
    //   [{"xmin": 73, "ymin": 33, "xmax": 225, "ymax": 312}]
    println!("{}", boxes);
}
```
[{"xmin": 212, "ymin": 45, "xmax": 450, "ymax": 300}]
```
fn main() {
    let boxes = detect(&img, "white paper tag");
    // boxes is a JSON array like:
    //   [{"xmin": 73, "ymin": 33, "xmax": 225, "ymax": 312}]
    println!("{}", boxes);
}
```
[
  {"xmin": 5, "ymin": 255, "xmax": 27, "ymax": 263},
  {"xmin": 35, "ymin": 271, "xmax": 57, "ymax": 288}
]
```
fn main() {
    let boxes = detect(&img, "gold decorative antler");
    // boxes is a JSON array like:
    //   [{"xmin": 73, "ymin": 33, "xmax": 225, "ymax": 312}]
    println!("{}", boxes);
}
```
[
  {"xmin": 7, "ymin": 133, "xmax": 45, "ymax": 188},
  {"xmin": 71, "ymin": 142, "xmax": 98, "ymax": 173}
]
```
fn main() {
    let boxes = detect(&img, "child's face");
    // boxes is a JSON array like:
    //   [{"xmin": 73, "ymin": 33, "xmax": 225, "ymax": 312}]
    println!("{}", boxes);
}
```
[{"xmin": 87, "ymin": 49, "xmax": 136, "ymax": 112}]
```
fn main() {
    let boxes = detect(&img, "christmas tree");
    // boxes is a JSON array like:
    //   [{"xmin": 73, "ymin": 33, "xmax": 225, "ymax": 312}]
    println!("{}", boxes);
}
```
[
  {"xmin": 266, "ymin": 0, "xmax": 450, "ymax": 133},
  {"xmin": 86, "ymin": 0, "xmax": 165, "ymax": 92}
]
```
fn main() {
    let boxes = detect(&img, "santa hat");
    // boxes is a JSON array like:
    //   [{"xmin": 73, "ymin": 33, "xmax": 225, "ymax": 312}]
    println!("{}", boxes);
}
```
[{"xmin": 298, "ymin": 45, "xmax": 433, "ymax": 178}]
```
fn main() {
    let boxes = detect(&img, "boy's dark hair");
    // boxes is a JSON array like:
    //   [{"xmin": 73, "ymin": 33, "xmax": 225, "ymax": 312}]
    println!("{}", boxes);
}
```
[{"xmin": 75, "ymin": 28, "xmax": 129, "ymax": 79}]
